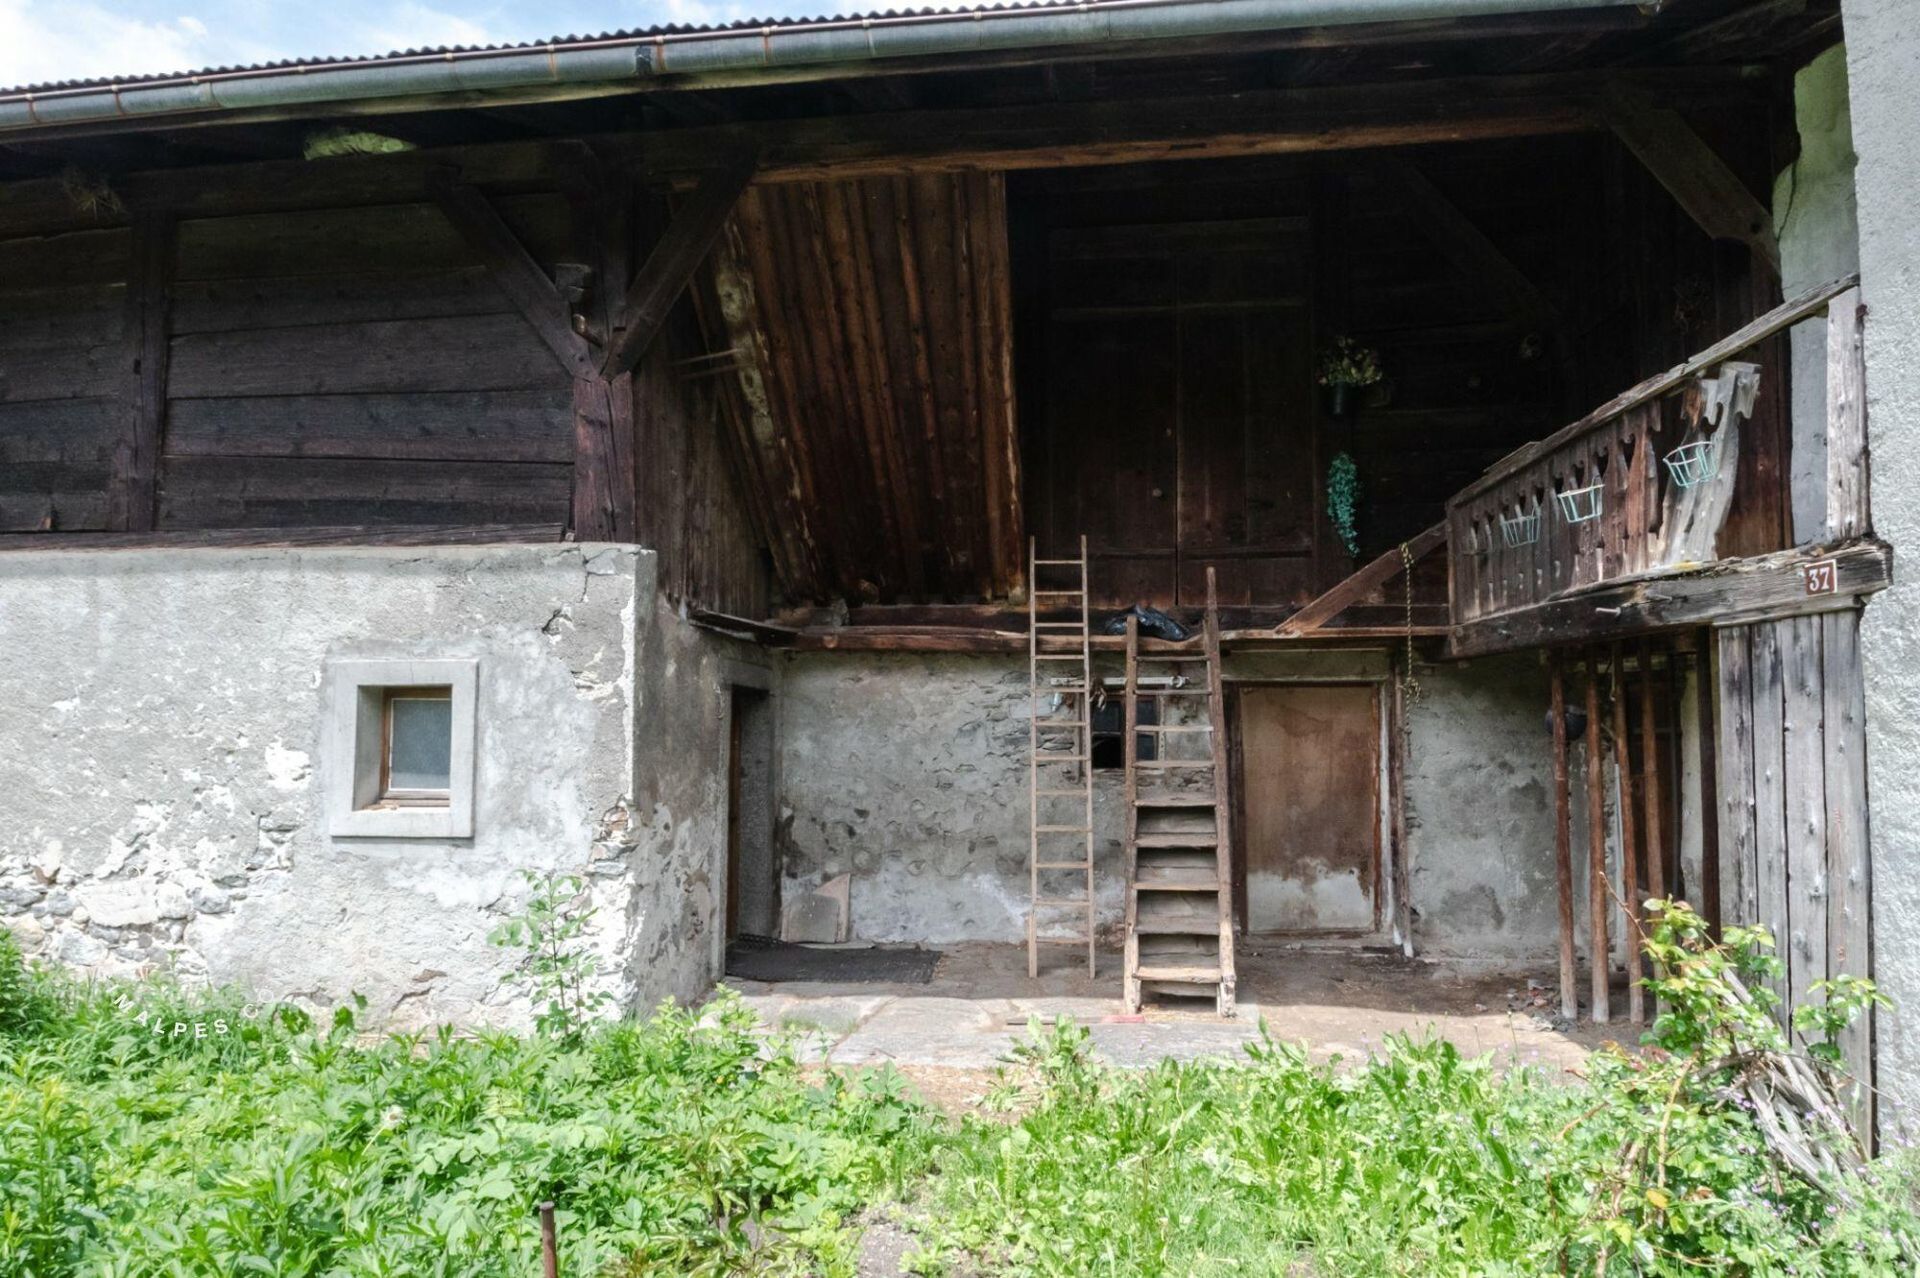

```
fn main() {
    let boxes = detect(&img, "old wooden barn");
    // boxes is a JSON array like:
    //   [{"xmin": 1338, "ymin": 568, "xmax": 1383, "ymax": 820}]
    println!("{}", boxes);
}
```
[{"xmin": 4, "ymin": 0, "xmax": 1917, "ymax": 1139}]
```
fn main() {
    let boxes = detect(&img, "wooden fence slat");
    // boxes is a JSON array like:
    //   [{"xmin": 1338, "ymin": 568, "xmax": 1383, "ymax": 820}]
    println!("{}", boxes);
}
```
[
  {"xmin": 1716, "ymin": 627, "xmax": 1757, "ymax": 934},
  {"xmin": 1749, "ymin": 620, "xmax": 1790, "ymax": 1022},
  {"xmin": 1586, "ymin": 651, "xmax": 1611, "ymax": 1023},
  {"xmin": 1781, "ymin": 615, "xmax": 1828, "ymax": 1031},
  {"xmin": 1821, "ymin": 609, "xmax": 1873, "ymax": 1136}
]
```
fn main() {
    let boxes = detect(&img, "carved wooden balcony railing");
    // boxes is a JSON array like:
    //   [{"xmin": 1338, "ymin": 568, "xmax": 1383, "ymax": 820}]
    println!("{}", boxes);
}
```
[{"xmin": 1446, "ymin": 275, "xmax": 1867, "ymax": 651}]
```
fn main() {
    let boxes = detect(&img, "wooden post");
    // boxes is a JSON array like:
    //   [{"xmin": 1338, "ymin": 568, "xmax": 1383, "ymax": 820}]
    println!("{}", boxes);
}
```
[
  {"xmin": 1821, "ymin": 609, "xmax": 1873, "ymax": 1139},
  {"xmin": 1611, "ymin": 643, "xmax": 1644, "ymax": 1024},
  {"xmin": 1825, "ymin": 285, "xmax": 1869, "ymax": 541},
  {"xmin": 1389, "ymin": 671, "xmax": 1413, "ymax": 958},
  {"xmin": 1549, "ymin": 652, "xmax": 1578, "ymax": 1022},
  {"xmin": 109, "ymin": 212, "xmax": 174, "ymax": 532},
  {"xmin": 538, "ymin": 1201, "xmax": 560, "ymax": 1278},
  {"xmin": 1639, "ymin": 640, "xmax": 1667, "ymax": 903},
  {"xmin": 1696, "ymin": 636, "xmax": 1721, "ymax": 934},
  {"xmin": 1585, "ymin": 649, "xmax": 1611, "ymax": 1024}
]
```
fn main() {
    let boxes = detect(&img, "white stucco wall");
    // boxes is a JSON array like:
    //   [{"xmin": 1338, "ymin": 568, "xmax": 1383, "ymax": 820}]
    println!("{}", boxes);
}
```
[
  {"xmin": 0, "ymin": 545, "xmax": 738, "ymax": 1027},
  {"xmin": 1840, "ymin": 0, "xmax": 1920, "ymax": 1131}
]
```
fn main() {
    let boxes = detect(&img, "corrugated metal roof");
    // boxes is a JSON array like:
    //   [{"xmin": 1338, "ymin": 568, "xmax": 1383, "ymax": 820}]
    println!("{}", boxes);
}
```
[{"xmin": 0, "ymin": 2, "xmax": 1088, "ymax": 97}]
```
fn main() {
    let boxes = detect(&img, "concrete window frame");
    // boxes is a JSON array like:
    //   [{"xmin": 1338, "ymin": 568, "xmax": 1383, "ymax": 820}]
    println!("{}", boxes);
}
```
[{"xmin": 326, "ymin": 658, "xmax": 478, "ymax": 838}]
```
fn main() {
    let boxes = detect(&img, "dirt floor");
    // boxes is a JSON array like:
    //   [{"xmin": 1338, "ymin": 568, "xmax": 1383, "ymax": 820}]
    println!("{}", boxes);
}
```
[{"xmin": 725, "ymin": 940, "xmax": 1632, "ymax": 1114}]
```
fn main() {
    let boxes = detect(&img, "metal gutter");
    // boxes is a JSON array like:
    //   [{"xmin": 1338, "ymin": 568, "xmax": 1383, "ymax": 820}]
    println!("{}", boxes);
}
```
[{"xmin": 0, "ymin": 0, "xmax": 1646, "ymax": 135}]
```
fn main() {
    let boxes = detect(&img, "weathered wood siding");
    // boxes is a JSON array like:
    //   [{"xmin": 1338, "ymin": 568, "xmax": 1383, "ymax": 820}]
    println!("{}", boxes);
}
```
[
  {"xmin": 0, "ymin": 172, "xmax": 771, "ymax": 615},
  {"xmin": 158, "ymin": 196, "xmax": 576, "ymax": 529},
  {"xmin": 1715, "ymin": 609, "xmax": 1873, "ymax": 1131},
  {"xmin": 0, "ymin": 226, "xmax": 131, "ymax": 530}
]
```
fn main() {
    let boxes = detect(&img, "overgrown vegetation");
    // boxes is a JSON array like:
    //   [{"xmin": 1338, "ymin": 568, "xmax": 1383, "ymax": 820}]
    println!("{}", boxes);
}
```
[{"xmin": 2, "ymin": 901, "xmax": 1913, "ymax": 1276}]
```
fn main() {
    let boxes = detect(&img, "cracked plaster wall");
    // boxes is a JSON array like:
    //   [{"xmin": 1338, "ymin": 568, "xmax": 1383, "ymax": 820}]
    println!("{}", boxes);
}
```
[
  {"xmin": 777, "ymin": 648, "xmax": 1560, "ymax": 965},
  {"xmin": 0, "ymin": 544, "xmax": 740, "ymax": 1027}
]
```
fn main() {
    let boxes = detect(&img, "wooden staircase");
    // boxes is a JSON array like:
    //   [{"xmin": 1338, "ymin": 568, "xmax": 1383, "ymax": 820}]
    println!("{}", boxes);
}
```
[
  {"xmin": 1122, "ymin": 568, "xmax": 1236, "ymax": 1016},
  {"xmin": 1027, "ymin": 535, "xmax": 1096, "ymax": 978}
]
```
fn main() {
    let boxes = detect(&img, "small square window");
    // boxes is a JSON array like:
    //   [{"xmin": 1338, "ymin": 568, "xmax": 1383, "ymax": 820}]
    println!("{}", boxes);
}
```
[
  {"xmin": 326, "ymin": 660, "xmax": 476, "ymax": 838},
  {"xmin": 380, "ymin": 687, "xmax": 453, "ymax": 804},
  {"xmin": 1090, "ymin": 696, "xmax": 1158, "ymax": 770}
]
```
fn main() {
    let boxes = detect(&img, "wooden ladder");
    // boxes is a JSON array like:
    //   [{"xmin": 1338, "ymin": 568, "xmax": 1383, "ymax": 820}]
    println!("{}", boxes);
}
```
[
  {"xmin": 1122, "ymin": 567, "xmax": 1236, "ymax": 1016},
  {"xmin": 1027, "ymin": 534, "xmax": 1096, "ymax": 978}
]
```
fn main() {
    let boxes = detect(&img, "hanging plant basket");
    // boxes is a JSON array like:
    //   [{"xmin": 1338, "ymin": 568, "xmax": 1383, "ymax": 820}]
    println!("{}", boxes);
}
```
[
  {"xmin": 1500, "ymin": 505, "xmax": 1541, "ymax": 547},
  {"xmin": 1556, "ymin": 482, "xmax": 1605, "ymax": 525},
  {"xmin": 1663, "ymin": 439, "xmax": 1720, "ymax": 489},
  {"xmin": 1324, "ymin": 382, "xmax": 1357, "ymax": 418}
]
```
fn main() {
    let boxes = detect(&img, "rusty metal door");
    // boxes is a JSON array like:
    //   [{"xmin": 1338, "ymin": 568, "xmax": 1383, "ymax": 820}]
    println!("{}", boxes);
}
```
[{"xmin": 1233, "ymin": 683, "xmax": 1381, "ymax": 934}]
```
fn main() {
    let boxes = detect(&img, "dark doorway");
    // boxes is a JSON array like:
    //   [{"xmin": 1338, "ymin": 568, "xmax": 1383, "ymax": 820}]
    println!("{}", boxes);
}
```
[{"xmin": 726, "ymin": 686, "xmax": 777, "ymax": 940}]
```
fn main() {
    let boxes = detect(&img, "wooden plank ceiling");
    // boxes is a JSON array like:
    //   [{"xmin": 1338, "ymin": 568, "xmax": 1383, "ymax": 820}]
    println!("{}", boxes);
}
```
[{"xmin": 703, "ymin": 171, "xmax": 1021, "ymax": 606}]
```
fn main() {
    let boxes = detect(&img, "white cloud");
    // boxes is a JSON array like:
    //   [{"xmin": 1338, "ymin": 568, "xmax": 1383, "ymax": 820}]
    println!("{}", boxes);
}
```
[
  {"xmin": 0, "ymin": 0, "xmax": 216, "ymax": 86},
  {"xmin": 359, "ymin": 3, "xmax": 497, "ymax": 51}
]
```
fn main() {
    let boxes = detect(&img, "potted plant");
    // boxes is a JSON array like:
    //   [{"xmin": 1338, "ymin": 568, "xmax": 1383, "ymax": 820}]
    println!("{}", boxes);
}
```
[{"xmin": 1317, "ymin": 336, "xmax": 1384, "ymax": 418}]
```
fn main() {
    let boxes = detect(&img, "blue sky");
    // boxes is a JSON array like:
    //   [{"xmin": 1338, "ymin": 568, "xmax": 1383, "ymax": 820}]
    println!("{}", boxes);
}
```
[{"xmin": 0, "ymin": 0, "xmax": 876, "ymax": 88}]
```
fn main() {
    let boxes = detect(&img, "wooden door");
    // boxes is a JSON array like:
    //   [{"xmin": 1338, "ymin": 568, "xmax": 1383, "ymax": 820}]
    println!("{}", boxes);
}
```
[
  {"xmin": 1039, "ymin": 219, "xmax": 1316, "ymax": 610},
  {"xmin": 1233, "ymin": 683, "xmax": 1381, "ymax": 934}
]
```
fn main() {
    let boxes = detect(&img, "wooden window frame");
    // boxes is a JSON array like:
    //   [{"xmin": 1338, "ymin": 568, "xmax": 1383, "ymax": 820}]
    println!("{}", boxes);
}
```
[{"xmin": 377, "ymin": 685, "xmax": 454, "ymax": 807}]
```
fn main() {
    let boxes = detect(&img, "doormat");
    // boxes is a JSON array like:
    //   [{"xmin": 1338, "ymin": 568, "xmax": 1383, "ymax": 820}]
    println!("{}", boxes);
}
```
[{"xmin": 725, "ymin": 936, "xmax": 942, "ymax": 985}]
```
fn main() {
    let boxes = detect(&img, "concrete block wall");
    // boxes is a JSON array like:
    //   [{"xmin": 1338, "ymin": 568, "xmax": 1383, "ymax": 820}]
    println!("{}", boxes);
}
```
[{"xmin": 0, "ymin": 544, "xmax": 742, "ymax": 1027}]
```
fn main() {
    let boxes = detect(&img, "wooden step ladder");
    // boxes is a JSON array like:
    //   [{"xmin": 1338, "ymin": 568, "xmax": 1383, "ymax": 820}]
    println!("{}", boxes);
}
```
[
  {"xmin": 1122, "ymin": 567, "xmax": 1236, "ymax": 1016},
  {"xmin": 1027, "ymin": 534, "xmax": 1096, "ymax": 977}
]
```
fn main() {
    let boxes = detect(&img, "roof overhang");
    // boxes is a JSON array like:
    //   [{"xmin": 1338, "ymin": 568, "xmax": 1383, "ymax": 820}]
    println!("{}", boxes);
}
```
[{"xmin": 0, "ymin": 0, "xmax": 1650, "ymax": 138}]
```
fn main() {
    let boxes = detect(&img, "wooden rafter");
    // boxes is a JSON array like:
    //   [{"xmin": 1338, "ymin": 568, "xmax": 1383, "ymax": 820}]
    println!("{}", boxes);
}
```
[
  {"xmin": 602, "ymin": 155, "xmax": 757, "ymax": 379},
  {"xmin": 428, "ymin": 172, "xmax": 592, "ymax": 377},
  {"xmin": 1274, "ymin": 522, "xmax": 1446, "ymax": 637},
  {"xmin": 1601, "ymin": 82, "xmax": 1781, "ymax": 273}
]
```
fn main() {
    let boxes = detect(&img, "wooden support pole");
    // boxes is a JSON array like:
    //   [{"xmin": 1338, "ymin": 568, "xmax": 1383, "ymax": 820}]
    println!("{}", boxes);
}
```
[
  {"xmin": 1639, "ymin": 639, "xmax": 1667, "ymax": 904},
  {"xmin": 1825, "ymin": 285, "xmax": 1870, "ymax": 540},
  {"xmin": 1550, "ymin": 652, "xmax": 1578, "ymax": 1022},
  {"xmin": 1585, "ymin": 648, "xmax": 1611, "ymax": 1024},
  {"xmin": 1611, "ymin": 642, "xmax": 1644, "ymax": 1024}
]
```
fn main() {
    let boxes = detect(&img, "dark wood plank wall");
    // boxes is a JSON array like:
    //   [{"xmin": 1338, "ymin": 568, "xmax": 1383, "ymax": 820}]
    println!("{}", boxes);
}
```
[
  {"xmin": 158, "ymin": 195, "xmax": 576, "ymax": 529},
  {"xmin": 1016, "ymin": 143, "xmax": 1577, "ymax": 612},
  {"xmin": 0, "ymin": 226, "xmax": 131, "ymax": 531},
  {"xmin": 0, "ymin": 170, "xmax": 772, "ymax": 615}
]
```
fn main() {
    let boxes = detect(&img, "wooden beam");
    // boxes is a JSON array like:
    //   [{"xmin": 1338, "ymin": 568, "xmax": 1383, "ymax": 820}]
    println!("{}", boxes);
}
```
[
  {"xmin": 1601, "ymin": 82, "xmax": 1781, "ymax": 274},
  {"xmin": 0, "ymin": 523, "xmax": 566, "ymax": 550},
  {"xmin": 1274, "ymin": 522, "xmax": 1446, "ymax": 636},
  {"xmin": 428, "ymin": 173, "xmax": 591, "ymax": 377},
  {"xmin": 107, "ymin": 212, "xmax": 172, "ymax": 532},
  {"xmin": 1447, "ymin": 537, "xmax": 1894, "ymax": 660},
  {"xmin": 601, "ymin": 156, "xmax": 756, "ymax": 379}
]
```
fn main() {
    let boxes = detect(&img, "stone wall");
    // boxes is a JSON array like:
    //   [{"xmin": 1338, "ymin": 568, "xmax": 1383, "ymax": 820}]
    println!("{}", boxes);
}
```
[
  {"xmin": 1839, "ymin": 0, "xmax": 1920, "ymax": 1133},
  {"xmin": 776, "ymin": 647, "xmax": 1565, "ymax": 966},
  {"xmin": 0, "ymin": 544, "xmax": 742, "ymax": 1027}
]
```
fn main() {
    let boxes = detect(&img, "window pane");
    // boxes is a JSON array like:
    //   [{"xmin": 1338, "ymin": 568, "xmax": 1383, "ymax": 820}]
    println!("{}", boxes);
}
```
[{"xmin": 388, "ymin": 696, "xmax": 453, "ymax": 792}]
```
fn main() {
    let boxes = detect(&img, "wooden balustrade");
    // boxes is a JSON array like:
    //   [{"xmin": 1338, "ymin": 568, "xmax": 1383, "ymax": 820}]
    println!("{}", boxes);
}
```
[{"xmin": 1446, "ymin": 275, "xmax": 1865, "ymax": 629}]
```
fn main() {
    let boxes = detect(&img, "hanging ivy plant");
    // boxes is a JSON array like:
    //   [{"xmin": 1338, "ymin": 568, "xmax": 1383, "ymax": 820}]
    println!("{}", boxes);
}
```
[{"xmin": 1328, "ymin": 451, "xmax": 1361, "ymax": 558}]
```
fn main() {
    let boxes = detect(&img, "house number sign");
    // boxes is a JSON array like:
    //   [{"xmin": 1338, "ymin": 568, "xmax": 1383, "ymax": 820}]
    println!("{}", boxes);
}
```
[{"xmin": 1803, "ymin": 559, "xmax": 1839, "ymax": 596}]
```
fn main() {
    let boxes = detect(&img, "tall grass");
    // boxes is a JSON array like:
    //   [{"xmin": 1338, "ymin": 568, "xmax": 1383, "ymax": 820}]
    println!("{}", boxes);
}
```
[{"xmin": 0, "ymin": 944, "xmax": 933, "ymax": 1277}]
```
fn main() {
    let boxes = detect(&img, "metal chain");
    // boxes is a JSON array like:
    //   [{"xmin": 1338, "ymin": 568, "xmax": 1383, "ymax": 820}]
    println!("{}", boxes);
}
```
[{"xmin": 1399, "ymin": 539, "xmax": 1422, "ymax": 707}]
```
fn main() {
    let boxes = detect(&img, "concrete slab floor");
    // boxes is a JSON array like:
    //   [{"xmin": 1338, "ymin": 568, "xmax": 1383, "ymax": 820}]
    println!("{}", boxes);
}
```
[{"xmin": 721, "ymin": 941, "xmax": 1633, "ymax": 1087}]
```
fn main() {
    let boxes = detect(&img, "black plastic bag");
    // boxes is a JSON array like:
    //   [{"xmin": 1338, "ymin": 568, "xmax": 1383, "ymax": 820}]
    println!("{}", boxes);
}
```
[{"xmin": 1099, "ymin": 604, "xmax": 1190, "ymax": 641}]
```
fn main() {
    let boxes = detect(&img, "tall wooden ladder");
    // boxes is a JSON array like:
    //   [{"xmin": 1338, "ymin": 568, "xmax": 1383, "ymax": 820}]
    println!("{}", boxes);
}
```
[
  {"xmin": 1122, "ymin": 567, "xmax": 1236, "ymax": 1016},
  {"xmin": 1027, "ymin": 534, "xmax": 1096, "ymax": 978}
]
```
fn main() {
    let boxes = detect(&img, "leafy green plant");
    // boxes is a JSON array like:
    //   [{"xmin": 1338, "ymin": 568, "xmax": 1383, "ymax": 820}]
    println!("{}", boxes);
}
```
[
  {"xmin": 489, "ymin": 870, "xmax": 615, "ymax": 1040},
  {"xmin": 1316, "ymin": 336, "xmax": 1384, "ymax": 388},
  {"xmin": 1327, "ymin": 451, "xmax": 1361, "ymax": 557}
]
